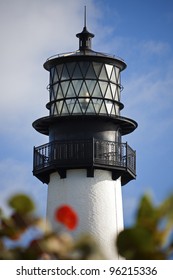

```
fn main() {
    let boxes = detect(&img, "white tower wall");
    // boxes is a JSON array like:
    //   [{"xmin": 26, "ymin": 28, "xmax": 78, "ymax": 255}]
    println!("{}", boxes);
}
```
[{"xmin": 46, "ymin": 169, "xmax": 124, "ymax": 259}]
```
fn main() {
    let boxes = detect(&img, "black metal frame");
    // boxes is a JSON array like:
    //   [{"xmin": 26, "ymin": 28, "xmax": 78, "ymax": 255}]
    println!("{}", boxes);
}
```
[
  {"xmin": 33, "ymin": 138, "xmax": 136, "ymax": 186},
  {"xmin": 47, "ymin": 60, "xmax": 123, "ymax": 118}
]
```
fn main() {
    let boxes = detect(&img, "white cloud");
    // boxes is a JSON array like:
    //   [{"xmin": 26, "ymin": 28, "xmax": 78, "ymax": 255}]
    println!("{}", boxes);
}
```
[
  {"xmin": 121, "ymin": 57, "xmax": 173, "ymax": 144},
  {"xmin": 142, "ymin": 40, "xmax": 170, "ymax": 55},
  {"xmin": 0, "ymin": 0, "xmax": 98, "ymax": 217},
  {"xmin": 0, "ymin": 0, "xmax": 97, "ymax": 127},
  {"xmin": 0, "ymin": 0, "xmax": 98, "ymax": 140}
]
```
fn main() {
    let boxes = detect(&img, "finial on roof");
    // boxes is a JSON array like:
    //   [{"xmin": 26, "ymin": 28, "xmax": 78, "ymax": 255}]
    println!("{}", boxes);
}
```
[
  {"xmin": 84, "ymin": 5, "xmax": 86, "ymax": 28},
  {"xmin": 76, "ymin": 6, "xmax": 95, "ymax": 51}
]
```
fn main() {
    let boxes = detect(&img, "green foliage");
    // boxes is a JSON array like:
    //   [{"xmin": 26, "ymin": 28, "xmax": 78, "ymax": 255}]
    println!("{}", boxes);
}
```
[
  {"xmin": 0, "ymin": 192, "xmax": 173, "ymax": 259},
  {"xmin": 0, "ymin": 193, "xmax": 103, "ymax": 260},
  {"xmin": 8, "ymin": 194, "xmax": 35, "ymax": 214},
  {"xmin": 117, "ymin": 194, "xmax": 173, "ymax": 260}
]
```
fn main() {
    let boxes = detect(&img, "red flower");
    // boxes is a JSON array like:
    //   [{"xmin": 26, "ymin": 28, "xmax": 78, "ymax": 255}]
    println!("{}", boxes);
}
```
[{"xmin": 55, "ymin": 205, "xmax": 78, "ymax": 230}]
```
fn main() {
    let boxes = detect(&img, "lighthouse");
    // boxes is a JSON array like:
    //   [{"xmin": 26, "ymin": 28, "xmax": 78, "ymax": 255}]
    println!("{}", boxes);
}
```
[{"xmin": 33, "ymin": 18, "xmax": 137, "ymax": 259}]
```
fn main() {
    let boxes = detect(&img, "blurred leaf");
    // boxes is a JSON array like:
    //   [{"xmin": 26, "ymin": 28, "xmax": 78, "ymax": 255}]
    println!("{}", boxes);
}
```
[
  {"xmin": 12, "ymin": 212, "xmax": 28, "ymax": 229},
  {"xmin": 26, "ymin": 232, "xmax": 74, "ymax": 260},
  {"xmin": 117, "ymin": 227, "xmax": 165, "ymax": 260},
  {"xmin": 74, "ymin": 234, "xmax": 104, "ymax": 260},
  {"xmin": 158, "ymin": 195, "xmax": 173, "ymax": 223},
  {"xmin": 136, "ymin": 195, "xmax": 158, "ymax": 231},
  {"xmin": 41, "ymin": 233, "xmax": 71, "ymax": 255},
  {"xmin": 8, "ymin": 194, "xmax": 35, "ymax": 214},
  {"xmin": 117, "ymin": 194, "xmax": 173, "ymax": 260},
  {"xmin": 117, "ymin": 227, "xmax": 152, "ymax": 258},
  {"xmin": 0, "ymin": 247, "xmax": 16, "ymax": 260},
  {"xmin": 0, "ymin": 240, "xmax": 4, "ymax": 250},
  {"xmin": 0, "ymin": 208, "xmax": 3, "ymax": 218},
  {"xmin": 0, "ymin": 217, "xmax": 24, "ymax": 241},
  {"xmin": 32, "ymin": 217, "xmax": 47, "ymax": 232}
]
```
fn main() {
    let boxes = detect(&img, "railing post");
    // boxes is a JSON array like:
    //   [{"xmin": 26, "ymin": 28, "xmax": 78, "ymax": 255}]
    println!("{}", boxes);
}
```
[
  {"xmin": 126, "ymin": 142, "xmax": 128, "ymax": 170},
  {"xmin": 134, "ymin": 150, "xmax": 136, "ymax": 173},
  {"xmin": 33, "ymin": 146, "xmax": 35, "ymax": 171}
]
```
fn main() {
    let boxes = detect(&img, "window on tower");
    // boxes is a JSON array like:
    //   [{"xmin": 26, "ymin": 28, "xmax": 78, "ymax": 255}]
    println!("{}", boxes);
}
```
[{"xmin": 48, "ymin": 62, "xmax": 123, "ymax": 117}]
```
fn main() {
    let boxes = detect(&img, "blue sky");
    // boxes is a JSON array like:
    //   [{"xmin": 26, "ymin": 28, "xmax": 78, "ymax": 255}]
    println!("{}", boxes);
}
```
[{"xmin": 0, "ymin": 0, "xmax": 173, "ymax": 231}]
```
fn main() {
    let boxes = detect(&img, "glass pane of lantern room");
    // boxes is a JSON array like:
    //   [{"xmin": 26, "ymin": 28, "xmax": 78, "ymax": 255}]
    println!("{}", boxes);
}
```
[
  {"xmin": 105, "ymin": 84, "xmax": 112, "ymax": 99},
  {"xmin": 111, "ymin": 83, "xmax": 116, "ymax": 99},
  {"xmin": 115, "ymin": 103, "xmax": 120, "ymax": 116},
  {"xmin": 50, "ymin": 88, "xmax": 54, "ymax": 102},
  {"xmin": 93, "ymin": 62, "xmax": 102, "ymax": 77},
  {"xmin": 56, "ymin": 84, "xmax": 64, "ymax": 99},
  {"xmin": 73, "ymin": 63, "xmax": 83, "ymax": 79},
  {"xmin": 61, "ymin": 64, "xmax": 69, "ymax": 80},
  {"xmin": 110, "ymin": 104, "xmax": 116, "ymax": 116},
  {"xmin": 99, "ymin": 81, "xmax": 108, "ymax": 98},
  {"xmin": 115, "ymin": 87, "xmax": 120, "ymax": 102},
  {"xmin": 56, "ymin": 64, "xmax": 63, "ymax": 80},
  {"xmin": 86, "ymin": 63, "xmax": 96, "ymax": 79},
  {"xmin": 99, "ymin": 65, "xmax": 108, "ymax": 80},
  {"xmin": 53, "ymin": 68, "xmax": 58, "ymax": 84},
  {"xmin": 72, "ymin": 80, "xmax": 82, "ymax": 96},
  {"xmin": 105, "ymin": 64, "xmax": 113, "ymax": 79},
  {"xmin": 78, "ymin": 82, "xmax": 89, "ymax": 97},
  {"xmin": 93, "ymin": 98, "xmax": 102, "ymax": 113},
  {"xmin": 115, "ymin": 67, "xmax": 120, "ymax": 83},
  {"xmin": 72, "ymin": 101, "xmax": 82, "ymax": 114},
  {"xmin": 53, "ymin": 83, "xmax": 58, "ymax": 99},
  {"xmin": 110, "ymin": 67, "xmax": 116, "ymax": 82},
  {"xmin": 79, "ymin": 98, "xmax": 89, "ymax": 113},
  {"xmin": 86, "ymin": 100, "xmax": 95, "ymax": 114},
  {"xmin": 50, "ymin": 67, "xmax": 55, "ymax": 84},
  {"xmin": 56, "ymin": 100, "xmax": 63, "ymax": 115},
  {"xmin": 86, "ymin": 80, "xmax": 96, "ymax": 95},
  {"xmin": 61, "ymin": 102, "xmax": 69, "ymax": 115},
  {"xmin": 66, "ymin": 62, "xmax": 76, "ymax": 78},
  {"xmin": 66, "ymin": 99, "xmax": 75, "ymax": 114},
  {"xmin": 99, "ymin": 101, "xmax": 107, "ymax": 115},
  {"xmin": 105, "ymin": 100, "xmax": 113, "ymax": 115},
  {"xmin": 92, "ymin": 83, "xmax": 102, "ymax": 98},
  {"xmin": 66, "ymin": 82, "xmax": 76, "ymax": 98},
  {"xmin": 79, "ymin": 61, "xmax": 90, "ymax": 77},
  {"xmin": 61, "ymin": 81, "xmax": 69, "ymax": 97}
]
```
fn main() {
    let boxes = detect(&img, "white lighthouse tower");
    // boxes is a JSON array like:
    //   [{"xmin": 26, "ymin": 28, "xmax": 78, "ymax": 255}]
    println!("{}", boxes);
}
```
[{"xmin": 33, "ymin": 18, "xmax": 137, "ymax": 259}]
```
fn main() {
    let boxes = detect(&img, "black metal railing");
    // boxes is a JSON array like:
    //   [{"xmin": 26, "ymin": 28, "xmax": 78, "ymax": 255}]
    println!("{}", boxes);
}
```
[
  {"xmin": 93, "ymin": 139, "xmax": 136, "ymax": 174},
  {"xmin": 33, "ymin": 138, "xmax": 136, "ymax": 176}
]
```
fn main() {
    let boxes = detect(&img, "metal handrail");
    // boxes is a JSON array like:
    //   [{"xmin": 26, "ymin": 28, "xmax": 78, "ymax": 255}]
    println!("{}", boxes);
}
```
[
  {"xmin": 45, "ymin": 50, "xmax": 125, "ymax": 62},
  {"xmin": 33, "ymin": 138, "xmax": 136, "ymax": 175}
]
